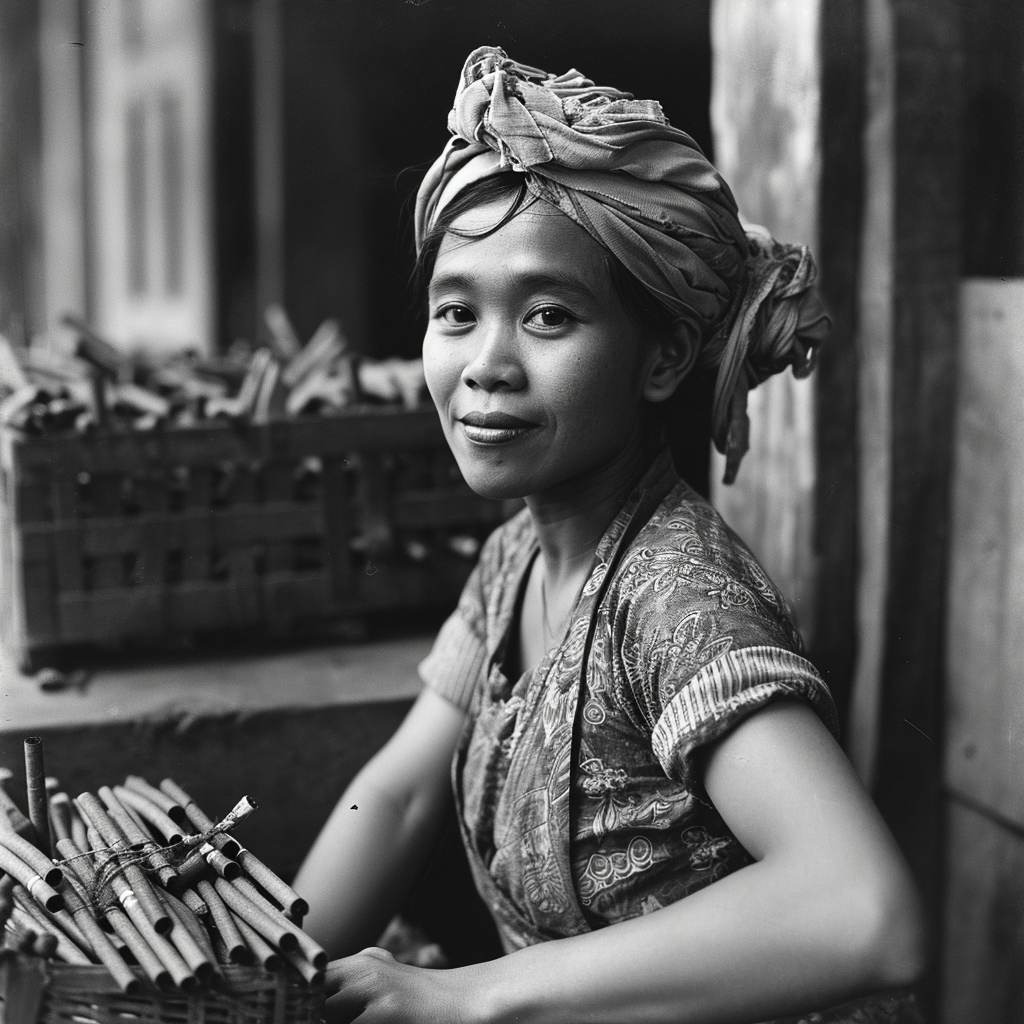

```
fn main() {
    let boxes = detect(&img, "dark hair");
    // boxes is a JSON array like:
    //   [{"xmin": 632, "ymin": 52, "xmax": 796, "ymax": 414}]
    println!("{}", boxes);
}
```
[{"xmin": 414, "ymin": 172, "xmax": 678, "ymax": 338}]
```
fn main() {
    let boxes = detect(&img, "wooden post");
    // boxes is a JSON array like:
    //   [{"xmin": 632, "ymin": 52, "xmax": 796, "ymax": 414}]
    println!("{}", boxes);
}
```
[
  {"xmin": 709, "ymin": 0, "xmax": 823, "ymax": 646},
  {"xmin": 810, "ymin": 0, "xmax": 866, "ymax": 729},
  {"xmin": 252, "ymin": 0, "xmax": 285, "ymax": 331},
  {"xmin": 39, "ymin": 0, "xmax": 88, "ymax": 337},
  {"xmin": 0, "ymin": 0, "xmax": 43, "ymax": 344},
  {"xmin": 870, "ymin": 1, "xmax": 962, "ymax": 973}
]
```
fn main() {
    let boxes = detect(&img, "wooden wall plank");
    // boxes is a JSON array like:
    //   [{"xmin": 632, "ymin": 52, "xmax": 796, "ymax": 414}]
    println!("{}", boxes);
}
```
[
  {"xmin": 709, "ymin": 0, "xmax": 822, "ymax": 643},
  {"xmin": 945, "ymin": 281, "xmax": 1024, "ymax": 831},
  {"xmin": 809, "ymin": 0, "xmax": 866, "ymax": 730},
  {"xmin": 941, "ymin": 798, "xmax": 1024, "ymax": 1024},
  {"xmin": 871, "ymin": 0, "xmax": 962, "ymax": 963}
]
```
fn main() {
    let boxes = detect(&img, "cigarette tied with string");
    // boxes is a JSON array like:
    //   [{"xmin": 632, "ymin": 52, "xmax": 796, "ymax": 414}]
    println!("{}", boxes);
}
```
[{"xmin": 0, "ymin": 741, "xmax": 323, "ymax": 993}]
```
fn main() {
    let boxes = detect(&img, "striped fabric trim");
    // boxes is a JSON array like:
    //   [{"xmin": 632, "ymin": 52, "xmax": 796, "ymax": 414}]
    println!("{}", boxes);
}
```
[
  {"xmin": 417, "ymin": 609, "xmax": 488, "ymax": 712},
  {"xmin": 651, "ymin": 646, "xmax": 838, "ymax": 780}
]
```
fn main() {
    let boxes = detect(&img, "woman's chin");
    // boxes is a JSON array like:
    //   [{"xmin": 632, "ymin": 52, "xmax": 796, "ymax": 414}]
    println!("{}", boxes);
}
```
[{"xmin": 455, "ymin": 461, "xmax": 536, "ymax": 502}]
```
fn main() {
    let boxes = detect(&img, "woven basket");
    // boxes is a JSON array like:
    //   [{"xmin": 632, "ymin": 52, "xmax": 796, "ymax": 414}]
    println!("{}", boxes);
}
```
[
  {"xmin": 0, "ymin": 958, "xmax": 324, "ymax": 1024},
  {"xmin": 0, "ymin": 406, "xmax": 509, "ymax": 669}
]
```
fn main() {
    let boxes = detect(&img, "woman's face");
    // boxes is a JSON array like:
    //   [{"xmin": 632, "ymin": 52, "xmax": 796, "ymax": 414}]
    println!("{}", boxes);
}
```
[{"xmin": 423, "ymin": 198, "xmax": 659, "ymax": 502}]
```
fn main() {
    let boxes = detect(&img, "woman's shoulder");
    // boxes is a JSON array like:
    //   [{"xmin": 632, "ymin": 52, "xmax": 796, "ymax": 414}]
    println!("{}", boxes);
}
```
[{"xmin": 611, "ymin": 480, "xmax": 803, "ymax": 651}]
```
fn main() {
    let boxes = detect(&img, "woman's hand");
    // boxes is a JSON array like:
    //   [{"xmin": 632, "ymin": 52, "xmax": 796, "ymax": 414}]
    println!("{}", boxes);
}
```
[{"xmin": 324, "ymin": 948, "xmax": 473, "ymax": 1024}]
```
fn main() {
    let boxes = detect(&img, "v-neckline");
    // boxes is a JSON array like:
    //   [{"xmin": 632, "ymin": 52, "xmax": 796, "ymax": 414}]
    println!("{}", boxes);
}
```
[{"xmin": 489, "ymin": 448, "xmax": 679, "ymax": 700}]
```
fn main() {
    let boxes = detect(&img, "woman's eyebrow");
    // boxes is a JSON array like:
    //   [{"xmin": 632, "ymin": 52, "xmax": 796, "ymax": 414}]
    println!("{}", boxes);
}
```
[
  {"xmin": 428, "ymin": 271, "xmax": 475, "ymax": 296},
  {"xmin": 429, "ymin": 268, "xmax": 601, "ymax": 302},
  {"xmin": 514, "ymin": 270, "xmax": 600, "ymax": 302}
]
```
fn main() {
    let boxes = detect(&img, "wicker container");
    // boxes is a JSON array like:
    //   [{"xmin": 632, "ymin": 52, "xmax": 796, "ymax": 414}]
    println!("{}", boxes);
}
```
[
  {"xmin": 0, "ymin": 958, "xmax": 324, "ymax": 1024},
  {"xmin": 0, "ymin": 406, "xmax": 505, "ymax": 669}
]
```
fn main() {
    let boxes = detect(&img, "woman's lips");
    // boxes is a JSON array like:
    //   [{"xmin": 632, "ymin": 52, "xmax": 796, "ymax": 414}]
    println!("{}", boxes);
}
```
[{"xmin": 458, "ymin": 411, "xmax": 540, "ymax": 445}]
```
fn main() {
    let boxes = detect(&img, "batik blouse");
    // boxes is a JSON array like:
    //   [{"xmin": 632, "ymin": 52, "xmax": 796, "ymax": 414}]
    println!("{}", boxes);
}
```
[{"xmin": 419, "ymin": 450, "xmax": 920, "ymax": 1024}]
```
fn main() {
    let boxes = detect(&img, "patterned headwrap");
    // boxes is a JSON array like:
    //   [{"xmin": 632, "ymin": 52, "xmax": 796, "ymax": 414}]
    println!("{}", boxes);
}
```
[{"xmin": 415, "ymin": 46, "xmax": 830, "ymax": 483}]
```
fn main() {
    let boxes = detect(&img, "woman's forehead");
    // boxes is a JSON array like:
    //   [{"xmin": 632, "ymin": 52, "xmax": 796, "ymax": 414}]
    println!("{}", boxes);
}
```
[{"xmin": 433, "ymin": 199, "xmax": 610, "ymax": 288}]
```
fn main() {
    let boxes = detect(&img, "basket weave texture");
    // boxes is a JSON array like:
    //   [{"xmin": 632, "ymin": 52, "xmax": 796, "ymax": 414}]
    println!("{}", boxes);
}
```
[
  {"xmin": 1, "ymin": 959, "xmax": 324, "ymax": 1024},
  {"xmin": 0, "ymin": 407, "xmax": 506, "ymax": 667}
]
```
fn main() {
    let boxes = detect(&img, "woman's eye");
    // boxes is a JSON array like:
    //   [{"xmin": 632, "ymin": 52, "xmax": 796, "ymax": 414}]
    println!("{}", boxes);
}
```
[
  {"xmin": 526, "ymin": 307, "xmax": 573, "ymax": 329},
  {"xmin": 437, "ymin": 304, "xmax": 475, "ymax": 326}
]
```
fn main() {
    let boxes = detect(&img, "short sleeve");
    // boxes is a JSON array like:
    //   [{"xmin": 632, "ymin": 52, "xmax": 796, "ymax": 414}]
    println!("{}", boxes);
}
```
[
  {"xmin": 650, "ymin": 645, "xmax": 838, "ymax": 786},
  {"xmin": 418, "ymin": 559, "xmax": 488, "ymax": 711},
  {"xmin": 610, "ymin": 545, "xmax": 838, "ymax": 789}
]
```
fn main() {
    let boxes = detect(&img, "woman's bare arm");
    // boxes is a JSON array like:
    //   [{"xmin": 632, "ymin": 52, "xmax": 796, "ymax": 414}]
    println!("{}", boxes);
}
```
[
  {"xmin": 325, "ymin": 702, "xmax": 926, "ymax": 1024},
  {"xmin": 294, "ymin": 688, "xmax": 466, "ymax": 959}
]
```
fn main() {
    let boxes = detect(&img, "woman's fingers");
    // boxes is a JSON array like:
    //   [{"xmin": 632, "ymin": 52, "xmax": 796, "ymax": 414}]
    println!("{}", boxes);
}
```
[
  {"xmin": 322, "ymin": 947, "xmax": 468, "ymax": 1024},
  {"xmin": 323, "ymin": 948, "xmax": 400, "ymax": 1023}
]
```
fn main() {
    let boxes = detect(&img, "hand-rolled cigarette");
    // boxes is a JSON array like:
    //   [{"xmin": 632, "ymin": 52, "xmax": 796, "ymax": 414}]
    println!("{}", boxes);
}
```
[
  {"xmin": 57, "ymin": 837, "xmax": 167, "ymax": 986},
  {"xmin": 59, "ymin": 875, "xmax": 139, "ymax": 992},
  {"xmin": 263, "ymin": 303, "xmax": 302, "ymax": 360},
  {"xmin": 282, "ymin": 318, "xmax": 345, "ymax": 388},
  {"xmin": 99, "ymin": 870, "xmax": 194, "ymax": 990},
  {"xmin": 62, "ymin": 314, "xmax": 124, "ymax": 377},
  {"xmin": 199, "ymin": 842, "xmax": 241, "ymax": 880},
  {"xmin": 105, "ymin": 908, "xmax": 172, "ymax": 989},
  {"xmin": 177, "ymin": 885, "xmax": 208, "ymax": 919},
  {"xmin": 75, "ymin": 793, "xmax": 171, "ymax": 935},
  {"xmin": 123, "ymin": 776, "xmax": 186, "ymax": 826},
  {"xmin": 13, "ymin": 882, "xmax": 91, "ymax": 953},
  {"xmin": 49, "ymin": 792, "xmax": 73, "ymax": 845},
  {"xmin": 158, "ymin": 889, "xmax": 217, "ymax": 966},
  {"xmin": 100, "ymin": 787, "xmax": 179, "ymax": 891},
  {"xmin": 112, "ymin": 786, "xmax": 185, "ymax": 845},
  {"xmin": 114, "ymin": 382, "xmax": 170, "ymax": 418},
  {"xmin": 230, "ymin": 876, "xmax": 325, "ymax": 968},
  {"xmin": 24, "ymin": 736, "xmax": 52, "ymax": 858},
  {"xmin": 208, "ymin": 929, "xmax": 233, "ymax": 968},
  {"xmin": 159, "ymin": 779, "xmax": 240, "ymax": 858},
  {"xmin": 70, "ymin": 810, "xmax": 89, "ymax": 853},
  {"xmin": 161, "ymin": 899, "xmax": 215, "ymax": 983},
  {"xmin": 98, "ymin": 787, "xmax": 147, "ymax": 850},
  {"xmin": 280, "ymin": 945, "xmax": 325, "ymax": 986},
  {"xmin": 233, "ymin": 845, "xmax": 308, "ymax": 920},
  {"xmin": 211, "ymin": 877, "xmax": 297, "ymax": 953},
  {"xmin": 0, "ymin": 766, "xmax": 37, "ymax": 841},
  {"xmin": 235, "ymin": 348, "xmax": 274, "ymax": 418},
  {"xmin": 230, "ymin": 911, "xmax": 283, "ymax": 971},
  {"xmin": 11, "ymin": 897, "xmax": 91, "ymax": 965},
  {"xmin": 252, "ymin": 356, "xmax": 281, "ymax": 424},
  {"xmin": 111, "ymin": 793, "xmax": 153, "ymax": 838},
  {"xmin": 0, "ymin": 840, "xmax": 63, "ymax": 911},
  {"xmin": 220, "ymin": 795, "xmax": 258, "ymax": 831},
  {"xmin": 194, "ymin": 880, "xmax": 249, "ymax": 964},
  {"xmin": 0, "ymin": 822, "xmax": 62, "ymax": 886},
  {"xmin": 175, "ymin": 849, "xmax": 208, "ymax": 887}
]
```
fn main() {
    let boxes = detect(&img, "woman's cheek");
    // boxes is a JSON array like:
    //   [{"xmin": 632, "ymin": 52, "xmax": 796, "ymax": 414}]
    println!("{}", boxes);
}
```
[{"xmin": 421, "ymin": 334, "xmax": 456, "ymax": 409}]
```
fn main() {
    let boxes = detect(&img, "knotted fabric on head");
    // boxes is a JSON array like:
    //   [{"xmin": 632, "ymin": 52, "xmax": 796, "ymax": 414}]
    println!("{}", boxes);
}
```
[{"xmin": 415, "ymin": 46, "xmax": 831, "ymax": 483}]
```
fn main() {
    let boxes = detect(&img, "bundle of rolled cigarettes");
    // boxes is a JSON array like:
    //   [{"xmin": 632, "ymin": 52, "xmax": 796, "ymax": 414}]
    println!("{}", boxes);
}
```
[
  {"xmin": 0, "ymin": 736, "xmax": 325, "ymax": 994},
  {"xmin": 0, "ymin": 305, "xmax": 426, "ymax": 437}
]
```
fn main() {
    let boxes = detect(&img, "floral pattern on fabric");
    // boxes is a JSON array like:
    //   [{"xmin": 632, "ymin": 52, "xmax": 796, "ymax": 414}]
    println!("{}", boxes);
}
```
[{"xmin": 420, "ymin": 450, "xmax": 916, "ymax": 1022}]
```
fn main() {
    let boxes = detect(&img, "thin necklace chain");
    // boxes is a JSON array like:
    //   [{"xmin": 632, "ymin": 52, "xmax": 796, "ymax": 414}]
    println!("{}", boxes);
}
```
[{"xmin": 540, "ymin": 572, "xmax": 570, "ymax": 651}]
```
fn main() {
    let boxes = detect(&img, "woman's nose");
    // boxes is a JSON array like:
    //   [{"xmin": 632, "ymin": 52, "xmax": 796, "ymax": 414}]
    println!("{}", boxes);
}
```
[{"xmin": 460, "ymin": 324, "xmax": 525, "ymax": 392}]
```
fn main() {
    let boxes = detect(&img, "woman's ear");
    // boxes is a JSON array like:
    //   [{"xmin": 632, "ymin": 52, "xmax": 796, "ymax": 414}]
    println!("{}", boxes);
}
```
[{"xmin": 643, "ymin": 323, "xmax": 699, "ymax": 403}]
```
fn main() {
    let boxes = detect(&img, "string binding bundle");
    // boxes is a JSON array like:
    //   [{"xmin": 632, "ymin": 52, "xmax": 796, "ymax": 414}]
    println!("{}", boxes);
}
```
[{"xmin": 0, "ymin": 736, "xmax": 325, "ymax": 1024}]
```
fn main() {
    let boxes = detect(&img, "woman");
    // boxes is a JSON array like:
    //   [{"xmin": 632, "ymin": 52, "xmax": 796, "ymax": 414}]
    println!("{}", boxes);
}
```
[{"xmin": 296, "ymin": 46, "xmax": 926, "ymax": 1023}]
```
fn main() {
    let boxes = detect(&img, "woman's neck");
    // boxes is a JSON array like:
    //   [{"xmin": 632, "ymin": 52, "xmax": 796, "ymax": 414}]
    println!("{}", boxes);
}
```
[{"xmin": 524, "ymin": 430, "xmax": 656, "ymax": 589}]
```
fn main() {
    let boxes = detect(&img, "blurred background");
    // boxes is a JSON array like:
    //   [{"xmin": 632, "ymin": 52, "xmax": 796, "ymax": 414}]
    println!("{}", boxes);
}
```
[{"xmin": 0, "ymin": 1, "xmax": 1021, "ymax": 1021}]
